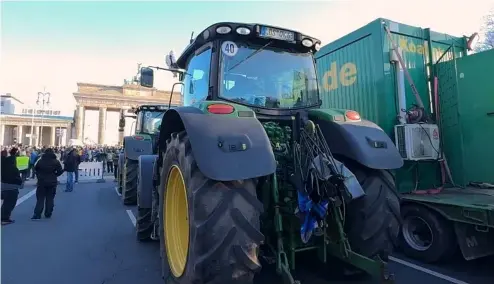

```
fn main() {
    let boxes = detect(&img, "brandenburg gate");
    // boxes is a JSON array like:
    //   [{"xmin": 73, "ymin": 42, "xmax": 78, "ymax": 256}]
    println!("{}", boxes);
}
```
[{"xmin": 73, "ymin": 82, "xmax": 181, "ymax": 145}]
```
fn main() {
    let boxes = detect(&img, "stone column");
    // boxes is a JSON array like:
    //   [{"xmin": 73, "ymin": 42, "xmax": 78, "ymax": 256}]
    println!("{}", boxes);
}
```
[
  {"xmin": 98, "ymin": 107, "xmax": 107, "ymax": 145},
  {"xmin": 50, "ymin": 126, "xmax": 57, "ymax": 146},
  {"xmin": 76, "ymin": 105, "xmax": 85, "ymax": 141},
  {"xmin": 65, "ymin": 126, "xmax": 71, "ymax": 146},
  {"xmin": 17, "ymin": 126, "xmax": 23, "ymax": 144},
  {"xmin": 34, "ymin": 126, "xmax": 40, "ymax": 146},
  {"xmin": 39, "ymin": 126, "xmax": 45, "ymax": 146}
]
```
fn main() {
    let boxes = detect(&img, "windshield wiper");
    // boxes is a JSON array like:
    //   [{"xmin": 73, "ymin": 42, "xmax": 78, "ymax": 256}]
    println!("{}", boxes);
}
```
[{"xmin": 228, "ymin": 41, "xmax": 273, "ymax": 72}]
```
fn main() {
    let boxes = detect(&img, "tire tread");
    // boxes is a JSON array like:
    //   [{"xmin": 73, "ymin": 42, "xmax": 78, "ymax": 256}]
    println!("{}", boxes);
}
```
[
  {"xmin": 160, "ymin": 131, "xmax": 263, "ymax": 284},
  {"xmin": 123, "ymin": 159, "xmax": 138, "ymax": 205},
  {"xmin": 345, "ymin": 168, "xmax": 401, "ymax": 260}
]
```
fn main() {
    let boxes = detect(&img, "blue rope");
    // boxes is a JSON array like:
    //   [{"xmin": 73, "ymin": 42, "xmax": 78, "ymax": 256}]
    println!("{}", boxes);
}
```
[{"xmin": 298, "ymin": 191, "xmax": 328, "ymax": 243}]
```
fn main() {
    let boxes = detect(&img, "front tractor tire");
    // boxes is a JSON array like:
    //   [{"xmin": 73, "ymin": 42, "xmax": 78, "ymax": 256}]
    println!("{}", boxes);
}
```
[
  {"xmin": 345, "ymin": 165, "xmax": 401, "ymax": 261},
  {"xmin": 123, "ymin": 158, "xmax": 138, "ymax": 205},
  {"xmin": 159, "ymin": 131, "xmax": 264, "ymax": 284}
]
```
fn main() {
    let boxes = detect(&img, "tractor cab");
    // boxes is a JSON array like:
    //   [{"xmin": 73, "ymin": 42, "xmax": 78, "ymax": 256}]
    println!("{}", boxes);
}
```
[
  {"xmin": 139, "ymin": 23, "xmax": 322, "ymax": 116},
  {"xmin": 119, "ymin": 105, "xmax": 167, "ymax": 135},
  {"xmin": 133, "ymin": 105, "xmax": 166, "ymax": 135},
  {"xmin": 118, "ymin": 104, "xmax": 167, "ymax": 150}
]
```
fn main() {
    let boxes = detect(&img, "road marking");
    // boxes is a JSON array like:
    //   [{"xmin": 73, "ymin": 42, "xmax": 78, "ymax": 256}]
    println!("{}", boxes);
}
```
[
  {"xmin": 114, "ymin": 186, "xmax": 122, "ymax": 196},
  {"xmin": 15, "ymin": 189, "xmax": 37, "ymax": 207},
  {"xmin": 126, "ymin": 210, "xmax": 136, "ymax": 227},
  {"xmin": 389, "ymin": 256, "xmax": 470, "ymax": 284}
]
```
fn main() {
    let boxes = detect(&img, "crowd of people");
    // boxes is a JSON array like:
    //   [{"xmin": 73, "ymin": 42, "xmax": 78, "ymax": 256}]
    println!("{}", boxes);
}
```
[{"xmin": 1, "ymin": 144, "xmax": 122, "ymax": 225}]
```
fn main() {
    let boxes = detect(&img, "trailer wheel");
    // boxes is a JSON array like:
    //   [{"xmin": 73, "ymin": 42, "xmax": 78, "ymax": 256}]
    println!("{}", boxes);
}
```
[
  {"xmin": 159, "ymin": 131, "xmax": 264, "ymax": 284},
  {"xmin": 123, "ymin": 158, "xmax": 138, "ymax": 205},
  {"xmin": 136, "ymin": 207, "xmax": 153, "ymax": 241},
  {"xmin": 400, "ymin": 205, "xmax": 456, "ymax": 263},
  {"xmin": 345, "ymin": 166, "xmax": 401, "ymax": 260}
]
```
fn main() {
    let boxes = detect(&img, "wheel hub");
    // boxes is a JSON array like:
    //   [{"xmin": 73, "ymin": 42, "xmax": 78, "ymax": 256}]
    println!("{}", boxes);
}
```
[
  {"xmin": 402, "ymin": 216, "xmax": 433, "ymax": 251},
  {"xmin": 164, "ymin": 165, "xmax": 189, "ymax": 277}
]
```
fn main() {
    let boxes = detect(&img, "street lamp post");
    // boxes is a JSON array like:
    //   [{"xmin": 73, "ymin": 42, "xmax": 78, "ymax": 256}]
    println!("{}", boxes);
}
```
[{"xmin": 35, "ymin": 90, "xmax": 51, "ymax": 146}]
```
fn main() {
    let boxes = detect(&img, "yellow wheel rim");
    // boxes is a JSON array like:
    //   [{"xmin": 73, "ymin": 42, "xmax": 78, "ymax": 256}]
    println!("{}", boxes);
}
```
[{"xmin": 164, "ymin": 165, "xmax": 189, "ymax": 278}]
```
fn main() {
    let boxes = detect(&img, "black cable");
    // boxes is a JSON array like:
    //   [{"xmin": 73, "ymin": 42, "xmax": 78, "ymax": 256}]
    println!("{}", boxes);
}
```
[{"xmin": 417, "ymin": 123, "xmax": 440, "ymax": 157}]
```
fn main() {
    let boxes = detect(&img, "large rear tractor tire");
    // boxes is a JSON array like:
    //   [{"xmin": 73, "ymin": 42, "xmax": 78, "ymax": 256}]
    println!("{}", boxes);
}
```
[
  {"xmin": 159, "ymin": 131, "xmax": 264, "ymax": 284},
  {"xmin": 123, "ymin": 158, "xmax": 138, "ymax": 205},
  {"xmin": 344, "ymin": 165, "xmax": 401, "ymax": 261}
]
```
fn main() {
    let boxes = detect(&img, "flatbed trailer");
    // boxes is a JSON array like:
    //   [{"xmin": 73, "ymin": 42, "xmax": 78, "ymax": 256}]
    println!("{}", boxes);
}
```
[{"xmin": 401, "ymin": 187, "xmax": 494, "ymax": 261}]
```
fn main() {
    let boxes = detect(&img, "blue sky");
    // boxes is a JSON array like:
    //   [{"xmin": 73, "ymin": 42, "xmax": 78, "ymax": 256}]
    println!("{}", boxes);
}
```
[{"xmin": 1, "ymin": 0, "xmax": 492, "ymax": 114}]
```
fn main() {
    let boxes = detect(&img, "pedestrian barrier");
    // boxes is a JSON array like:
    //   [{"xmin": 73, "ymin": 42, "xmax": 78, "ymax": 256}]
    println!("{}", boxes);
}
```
[{"xmin": 59, "ymin": 162, "xmax": 105, "ymax": 184}]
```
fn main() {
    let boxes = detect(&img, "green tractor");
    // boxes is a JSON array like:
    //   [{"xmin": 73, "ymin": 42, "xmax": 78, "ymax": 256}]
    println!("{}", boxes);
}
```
[
  {"xmin": 137, "ymin": 22, "xmax": 403, "ymax": 283},
  {"xmin": 117, "ymin": 105, "xmax": 167, "ymax": 205}
]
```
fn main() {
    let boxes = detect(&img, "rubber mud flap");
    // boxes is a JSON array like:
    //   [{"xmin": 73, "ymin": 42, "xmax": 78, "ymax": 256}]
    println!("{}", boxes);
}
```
[
  {"xmin": 123, "ymin": 136, "xmax": 153, "ymax": 160},
  {"xmin": 454, "ymin": 222, "xmax": 494, "ymax": 260},
  {"xmin": 137, "ymin": 155, "xmax": 158, "ymax": 209}
]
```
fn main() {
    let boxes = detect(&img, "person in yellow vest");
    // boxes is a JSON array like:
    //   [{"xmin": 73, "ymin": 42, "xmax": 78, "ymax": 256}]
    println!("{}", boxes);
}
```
[{"xmin": 16, "ymin": 151, "xmax": 30, "ymax": 189}]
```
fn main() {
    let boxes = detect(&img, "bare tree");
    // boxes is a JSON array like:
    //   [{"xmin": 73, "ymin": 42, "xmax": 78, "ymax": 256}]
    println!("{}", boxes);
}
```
[{"xmin": 475, "ymin": 10, "xmax": 494, "ymax": 52}]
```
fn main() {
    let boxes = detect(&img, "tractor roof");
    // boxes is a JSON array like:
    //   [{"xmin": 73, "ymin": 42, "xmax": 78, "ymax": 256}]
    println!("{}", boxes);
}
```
[{"xmin": 176, "ymin": 22, "xmax": 321, "ymax": 68}]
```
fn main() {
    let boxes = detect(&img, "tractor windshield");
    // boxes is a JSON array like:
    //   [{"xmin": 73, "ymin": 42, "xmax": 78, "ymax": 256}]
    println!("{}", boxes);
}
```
[
  {"xmin": 219, "ymin": 41, "xmax": 319, "ymax": 109},
  {"xmin": 140, "ymin": 111, "xmax": 164, "ymax": 134}
]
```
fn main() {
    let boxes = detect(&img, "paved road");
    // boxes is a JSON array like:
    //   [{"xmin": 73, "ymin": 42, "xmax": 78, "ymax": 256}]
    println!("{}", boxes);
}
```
[{"xmin": 2, "ymin": 182, "xmax": 493, "ymax": 284}]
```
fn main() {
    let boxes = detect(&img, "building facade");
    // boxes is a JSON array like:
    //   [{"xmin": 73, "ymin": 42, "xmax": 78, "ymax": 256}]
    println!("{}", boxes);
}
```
[
  {"xmin": 0, "ymin": 93, "xmax": 72, "ymax": 146},
  {"xmin": 1, "ymin": 83, "xmax": 181, "ymax": 147}
]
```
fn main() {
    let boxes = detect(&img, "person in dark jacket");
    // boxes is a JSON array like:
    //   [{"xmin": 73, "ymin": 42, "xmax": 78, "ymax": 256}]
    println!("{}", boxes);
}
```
[
  {"xmin": 111, "ymin": 150, "xmax": 119, "ymax": 181},
  {"xmin": 63, "ymin": 146, "xmax": 78, "ymax": 192},
  {"xmin": 75, "ymin": 148, "xmax": 81, "ymax": 183},
  {"xmin": 1, "ymin": 148, "xmax": 22, "ymax": 225},
  {"xmin": 32, "ymin": 148, "xmax": 64, "ymax": 220}
]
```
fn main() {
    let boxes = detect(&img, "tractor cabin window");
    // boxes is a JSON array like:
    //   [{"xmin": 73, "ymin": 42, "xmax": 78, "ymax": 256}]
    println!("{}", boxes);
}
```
[{"xmin": 183, "ymin": 47, "xmax": 212, "ymax": 106}]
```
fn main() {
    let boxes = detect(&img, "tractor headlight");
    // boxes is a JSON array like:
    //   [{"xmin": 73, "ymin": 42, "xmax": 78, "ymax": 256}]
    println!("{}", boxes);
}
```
[
  {"xmin": 302, "ymin": 39, "xmax": 313, "ymax": 47},
  {"xmin": 236, "ymin": 27, "xmax": 251, "ymax": 35},
  {"xmin": 216, "ymin": 26, "xmax": 232, "ymax": 34}
]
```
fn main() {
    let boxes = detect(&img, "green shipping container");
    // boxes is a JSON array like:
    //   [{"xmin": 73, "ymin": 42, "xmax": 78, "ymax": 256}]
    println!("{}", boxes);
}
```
[
  {"xmin": 315, "ymin": 18, "xmax": 467, "ymax": 137},
  {"xmin": 437, "ymin": 49, "xmax": 494, "ymax": 186},
  {"xmin": 315, "ymin": 18, "xmax": 468, "ymax": 192}
]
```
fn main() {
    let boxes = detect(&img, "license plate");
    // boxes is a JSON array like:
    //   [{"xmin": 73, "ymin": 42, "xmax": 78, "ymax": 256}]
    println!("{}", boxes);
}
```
[{"xmin": 259, "ymin": 26, "xmax": 295, "ymax": 42}]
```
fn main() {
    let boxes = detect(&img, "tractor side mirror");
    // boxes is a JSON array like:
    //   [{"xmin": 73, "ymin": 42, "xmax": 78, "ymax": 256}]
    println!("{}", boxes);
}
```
[{"xmin": 140, "ymin": 67, "xmax": 154, "ymax": 88}]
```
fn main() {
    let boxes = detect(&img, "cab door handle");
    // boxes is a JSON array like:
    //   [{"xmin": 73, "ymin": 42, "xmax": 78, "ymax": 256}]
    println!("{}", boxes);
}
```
[{"xmin": 488, "ymin": 112, "xmax": 494, "ymax": 116}]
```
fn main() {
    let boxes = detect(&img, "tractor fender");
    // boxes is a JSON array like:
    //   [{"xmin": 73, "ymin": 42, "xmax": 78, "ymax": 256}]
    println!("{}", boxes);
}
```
[
  {"xmin": 159, "ymin": 107, "xmax": 276, "ymax": 181},
  {"xmin": 313, "ymin": 118, "xmax": 404, "ymax": 170},
  {"xmin": 123, "ymin": 136, "xmax": 153, "ymax": 160},
  {"xmin": 137, "ymin": 154, "xmax": 158, "ymax": 209}
]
